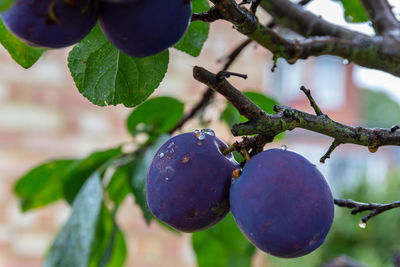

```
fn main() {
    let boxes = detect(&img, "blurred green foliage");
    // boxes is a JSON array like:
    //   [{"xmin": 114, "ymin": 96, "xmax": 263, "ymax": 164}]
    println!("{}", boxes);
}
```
[{"xmin": 361, "ymin": 89, "xmax": 400, "ymax": 128}]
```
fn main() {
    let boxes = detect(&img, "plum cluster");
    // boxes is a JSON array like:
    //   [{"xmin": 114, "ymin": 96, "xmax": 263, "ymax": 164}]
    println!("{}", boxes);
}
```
[
  {"xmin": 1, "ymin": 0, "xmax": 191, "ymax": 57},
  {"xmin": 147, "ymin": 131, "xmax": 335, "ymax": 258}
]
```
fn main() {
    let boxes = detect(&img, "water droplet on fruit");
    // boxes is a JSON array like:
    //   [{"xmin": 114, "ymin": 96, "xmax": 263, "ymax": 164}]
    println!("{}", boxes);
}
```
[
  {"xmin": 358, "ymin": 221, "xmax": 366, "ymax": 229},
  {"xmin": 281, "ymin": 144, "xmax": 287, "ymax": 151},
  {"xmin": 198, "ymin": 133, "xmax": 206, "ymax": 140},
  {"xmin": 165, "ymin": 177, "xmax": 169, "ymax": 181},
  {"xmin": 159, "ymin": 152, "xmax": 164, "ymax": 158},
  {"xmin": 201, "ymin": 129, "xmax": 215, "ymax": 136},
  {"xmin": 167, "ymin": 142, "xmax": 175, "ymax": 149},
  {"xmin": 194, "ymin": 129, "xmax": 206, "ymax": 140},
  {"xmin": 342, "ymin": 59, "xmax": 349, "ymax": 65}
]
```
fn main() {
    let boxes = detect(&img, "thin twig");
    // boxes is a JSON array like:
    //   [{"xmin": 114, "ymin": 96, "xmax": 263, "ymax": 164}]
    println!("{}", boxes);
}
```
[
  {"xmin": 300, "ymin": 86, "xmax": 323, "ymax": 116},
  {"xmin": 334, "ymin": 198, "xmax": 400, "ymax": 224},
  {"xmin": 320, "ymin": 140, "xmax": 341, "ymax": 163}
]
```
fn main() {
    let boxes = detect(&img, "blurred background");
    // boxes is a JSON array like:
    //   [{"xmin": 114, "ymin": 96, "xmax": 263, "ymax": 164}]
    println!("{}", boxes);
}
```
[{"xmin": 1, "ymin": 0, "xmax": 400, "ymax": 266}]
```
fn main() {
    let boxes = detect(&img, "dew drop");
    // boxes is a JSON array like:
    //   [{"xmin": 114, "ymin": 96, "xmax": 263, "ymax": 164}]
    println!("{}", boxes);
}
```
[
  {"xmin": 342, "ymin": 59, "xmax": 349, "ymax": 65},
  {"xmin": 165, "ymin": 177, "xmax": 169, "ymax": 181},
  {"xmin": 197, "ymin": 132, "xmax": 206, "ymax": 140},
  {"xmin": 159, "ymin": 152, "xmax": 164, "ymax": 158},
  {"xmin": 201, "ymin": 129, "xmax": 215, "ymax": 136},
  {"xmin": 281, "ymin": 144, "xmax": 287, "ymax": 151},
  {"xmin": 359, "ymin": 221, "xmax": 366, "ymax": 229},
  {"xmin": 167, "ymin": 142, "xmax": 175, "ymax": 149}
]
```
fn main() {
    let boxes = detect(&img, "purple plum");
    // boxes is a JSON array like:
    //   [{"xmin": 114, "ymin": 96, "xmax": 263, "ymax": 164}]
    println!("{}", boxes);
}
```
[
  {"xmin": 99, "ymin": 0, "xmax": 191, "ymax": 58},
  {"xmin": 147, "ymin": 130, "xmax": 240, "ymax": 232},
  {"xmin": 2, "ymin": 0, "xmax": 98, "ymax": 48},
  {"xmin": 230, "ymin": 148, "xmax": 334, "ymax": 258}
]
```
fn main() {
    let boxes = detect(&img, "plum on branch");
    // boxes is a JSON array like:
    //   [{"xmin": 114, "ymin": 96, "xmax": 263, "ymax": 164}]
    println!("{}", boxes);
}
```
[
  {"xmin": 146, "ymin": 129, "xmax": 240, "ymax": 232},
  {"xmin": 230, "ymin": 148, "xmax": 334, "ymax": 258}
]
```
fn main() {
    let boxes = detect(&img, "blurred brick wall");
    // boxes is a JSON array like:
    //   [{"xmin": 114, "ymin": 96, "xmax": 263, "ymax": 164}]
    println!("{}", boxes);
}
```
[{"xmin": 0, "ymin": 21, "xmax": 271, "ymax": 267}]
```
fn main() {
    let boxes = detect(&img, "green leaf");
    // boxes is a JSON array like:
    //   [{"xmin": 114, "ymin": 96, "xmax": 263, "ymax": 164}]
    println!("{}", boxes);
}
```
[
  {"xmin": 126, "ymin": 97, "xmax": 184, "ymax": 140},
  {"xmin": 68, "ymin": 24, "xmax": 169, "ymax": 107},
  {"xmin": 0, "ymin": 0, "xmax": 13, "ymax": 11},
  {"xmin": 0, "ymin": 18, "xmax": 44, "ymax": 68},
  {"xmin": 129, "ymin": 135, "xmax": 170, "ymax": 223},
  {"xmin": 335, "ymin": 0, "xmax": 368, "ymax": 23},
  {"xmin": 44, "ymin": 173, "xmax": 103, "ymax": 267},
  {"xmin": 107, "ymin": 166, "xmax": 131, "ymax": 207},
  {"xmin": 14, "ymin": 159, "xmax": 75, "ymax": 212},
  {"xmin": 174, "ymin": 0, "xmax": 210, "ymax": 56},
  {"xmin": 105, "ymin": 229, "xmax": 127, "ymax": 267},
  {"xmin": 192, "ymin": 213, "xmax": 256, "ymax": 267},
  {"xmin": 89, "ymin": 207, "xmax": 127, "ymax": 267},
  {"xmin": 63, "ymin": 147, "xmax": 122, "ymax": 204}
]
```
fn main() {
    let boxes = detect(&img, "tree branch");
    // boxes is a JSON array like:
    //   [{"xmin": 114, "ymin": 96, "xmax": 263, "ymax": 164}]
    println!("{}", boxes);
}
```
[
  {"xmin": 191, "ymin": 6, "xmax": 222, "ymax": 22},
  {"xmin": 209, "ymin": 0, "xmax": 400, "ymax": 77},
  {"xmin": 192, "ymin": 66, "xmax": 400, "ymax": 156},
  {"xmin": 360, "ymin": 0, "xmax": 400, "ymax": 36},
  {"xmin": 334, "ymin": 198, "xmax": 400, "ymax": 225},
  {"xmin": 170, "ymin": 38, "xmax": 252, "ymax": 133},
  {"xmin": 193, "ymin": 66, "xmax": 265, "ymax": 121},
  {"xmin": 259, "ymin": 0, "xmax": 366, "ymax": 39}
]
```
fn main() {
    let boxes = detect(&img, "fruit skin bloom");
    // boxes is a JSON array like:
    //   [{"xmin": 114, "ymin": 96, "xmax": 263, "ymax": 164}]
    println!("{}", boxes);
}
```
[
  {"xmin": 147, "ymin": 132, "xmax": 239, "ymax": 232},
  {"xmin": 230, "ymin": 149, "xmax": 334, "ymax": 258},
  {"xmin": 99, "ymin": 0, "xmax": 191, "ymax": 58}
]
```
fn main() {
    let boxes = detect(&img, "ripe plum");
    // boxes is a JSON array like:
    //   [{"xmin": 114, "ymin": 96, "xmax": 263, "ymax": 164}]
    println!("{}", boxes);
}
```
[
  {"xmin": 2, "ymin": 0, "xmax": 98, "ymax": 48},
  {"xmin": 99, "ymin": 0, "xmax": 191, "ymax": 58},
  {"xmin": 230, "ymin": 148, "xmax": 334, "ymax": 258},
  {"xmin": 146, "ymin": 130, "xmax": 239, "ymax": 232}
]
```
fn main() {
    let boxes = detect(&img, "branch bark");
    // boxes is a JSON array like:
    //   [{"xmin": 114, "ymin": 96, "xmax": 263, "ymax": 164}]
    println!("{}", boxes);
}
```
[
  {"xmin": 201, "ymin": 0, "xmax": 400, "ymax": 77},
  {"xmin": 193, "ymin": 66, "xmax": 400, "ymax": 158},
  {"xmin": 334, "ymin": 198, "xmax": 400, "ymax": 224},
  {"xmin": 360, "ymin": 0, "xmax": 400, "ymax": 36},
  {"xmin": 170, "ymin": 38, "xmax": 252, "ymax": 133}
]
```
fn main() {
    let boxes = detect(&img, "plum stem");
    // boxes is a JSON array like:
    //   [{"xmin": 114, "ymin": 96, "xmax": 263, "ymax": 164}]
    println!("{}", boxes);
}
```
[
  {"xmin": 222, "ymin": 142, "xmax": 238, "ymax": 156},
  {"xmin": 240, "ymin": 148, "xmax": 251, "ymax": 162}
]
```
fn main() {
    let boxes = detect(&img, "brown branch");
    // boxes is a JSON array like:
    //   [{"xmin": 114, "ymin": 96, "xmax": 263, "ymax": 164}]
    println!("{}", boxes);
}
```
[
  {"xmin": 360, "ymin": 0, "xmax": 400, "ymax": 36},
  {"xmin": 193, "ymin": 66, "xmax": 265, "ymax": 121},
  {"xmin": 300, "ymin": 86, "xmax": 323, "ymax": 116},
  {"xmin": 259, "ymin": 0, "xmax": 366, "ymax": 39},
  {"xmin": 260, "ymin": 0, "xmax": 366, "ymax": 40},
  {"xmin": 192, "ymin": 66, "xmax": 400, "ymax": 157},
  {"xmin": 334, "ymin": 198, "xmax": 400, "ymax": 224},
  {"xmin": 169, "ymin": 38, "xmax": 252, "ymax": 133},
  {"xmin": 191, "ymin": 6, "xmax": 222, "ymax": 22},
  {"xmin": 320, "ymin": 140, "xmax": 341, "ymax": 163},
  {"xmin": 209, "ymin": 0, "xmax": 400, "ymax": 77}
]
